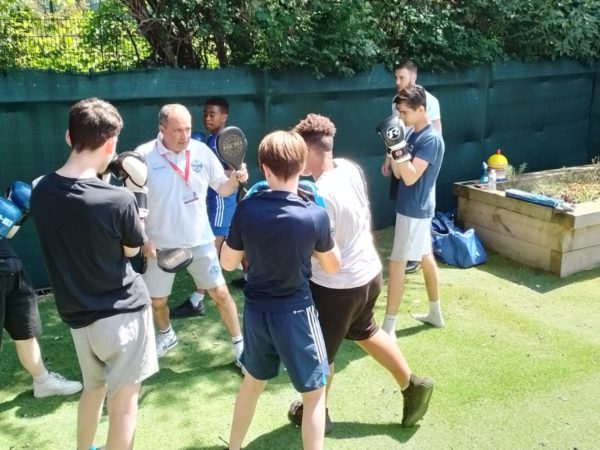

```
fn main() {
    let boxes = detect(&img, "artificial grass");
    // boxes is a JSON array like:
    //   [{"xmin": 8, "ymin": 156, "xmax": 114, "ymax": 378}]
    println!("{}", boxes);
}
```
[{"xmin": 1, "ymin": 227, "xmax": 599, "ymax": 449}]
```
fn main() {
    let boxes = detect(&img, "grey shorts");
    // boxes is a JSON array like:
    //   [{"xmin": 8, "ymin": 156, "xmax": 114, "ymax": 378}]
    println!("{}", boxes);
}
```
[
  {"xmin": 390, "ymin": 213, "xmax": 432, "ymax": 261},
  {"xmin": 70, "ymin": 306, "xmax": 158, "ymax": 397},
  {"xmin": 142, "ymin": 243, "xmax": 226, "ymax": 298}
]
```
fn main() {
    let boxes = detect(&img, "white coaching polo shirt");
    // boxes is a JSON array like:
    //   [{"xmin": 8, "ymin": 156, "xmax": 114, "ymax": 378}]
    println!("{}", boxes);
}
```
[{"xmin": 135, "ymin": 135, "xmax": 229, "ymax": 249}]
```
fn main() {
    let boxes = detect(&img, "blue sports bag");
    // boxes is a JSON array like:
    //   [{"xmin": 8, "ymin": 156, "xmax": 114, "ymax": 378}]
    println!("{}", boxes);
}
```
[{"xmin": 431, "ymin": 211, "xmax": 487, "ymax": 268}]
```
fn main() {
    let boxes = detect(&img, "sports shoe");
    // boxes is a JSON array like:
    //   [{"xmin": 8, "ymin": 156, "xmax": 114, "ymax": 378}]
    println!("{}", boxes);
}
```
[
  {"xmin": 169, "ymin": 297, "xmax": 206, "ymax": 318},
  {"xmin": 288, "ymin": 400, "xmax": 333, "ymax": 434},
  {"xmin": 231, "ymin": 277, "xmax": 247, "ymax": 289},
  {"xmin": 156, "ymin": 330, "xmax": 178, "ymax": 358},
  {"xmin": 405, "ymin": 260, "xmax": 421, "ymax": 274},
  {"xmin": 33, "ymin": 372, "xmax": 82, "ymax": 398},
  {"xmin": 401, "ymin": 374, "xmax": 434, "ymax": 427}
]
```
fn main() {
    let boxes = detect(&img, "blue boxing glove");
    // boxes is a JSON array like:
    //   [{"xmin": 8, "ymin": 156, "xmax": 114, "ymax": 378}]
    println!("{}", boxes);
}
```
[
  {"xmin": 4, "ymin": 181, "xmax": 32, "ymax": 238},
  {"xmin": 0, "ymin": 197, "xmax": 23, "ymax": 239},
  {"xmin": 298, "ymin": 180, "xmax": 326, "ymax": 208},
  {"xmin": 243, "ymin": 180, "xmax": 270, "ymax": 199},
  {"xmin": 243, "ymin": 180, "xmax": 325, "ymax": 208}
]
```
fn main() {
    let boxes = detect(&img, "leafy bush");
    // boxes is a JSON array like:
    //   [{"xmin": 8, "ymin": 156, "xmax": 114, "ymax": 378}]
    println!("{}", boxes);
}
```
[{"xmin": 0, "ymin": 0, "xmax": 598, "ymax": 74}]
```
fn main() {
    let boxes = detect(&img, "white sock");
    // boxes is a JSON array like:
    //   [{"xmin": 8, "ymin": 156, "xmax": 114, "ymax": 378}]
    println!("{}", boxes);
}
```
[
  {"xmin": 381, "ymin": 314, "xmax": 397, "ymax": 336},
  {"xmin": 412, "ymin": 300, "xmax": 444, "ymax": 328},
  {"xmin": 160, "ymin": 325, "xmax": 173, "ymax": 335},
  {"xmin": 33, "ymin": 369, "xmax": 50, "ymax": 384},
  {"xmin": 231, "ymin": 335, "xmax": 244, "ymax": 360},
  {"xmin": 189, "ymin": 291, "xmax": 204, "ymax": 307}
]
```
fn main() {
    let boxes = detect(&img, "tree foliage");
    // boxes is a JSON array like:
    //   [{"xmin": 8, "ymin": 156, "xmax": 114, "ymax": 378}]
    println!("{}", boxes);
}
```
[
  {"xmin": 1, "ymin": 0, "xmax": 598, "ymax": 74},
  {"xmin": 0, "ymin": 0, "xmax": 149, "ymax": 71}
]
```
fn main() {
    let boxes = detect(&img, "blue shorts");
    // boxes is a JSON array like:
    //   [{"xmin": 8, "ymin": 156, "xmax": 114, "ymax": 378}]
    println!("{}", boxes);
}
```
[
  {"xmin": 241, "ymin": 305, "xmax": 329, "ymax": 393},
  {"xmin": 207, "ymin": 192, "xmax": 236, "ymax": 237}
]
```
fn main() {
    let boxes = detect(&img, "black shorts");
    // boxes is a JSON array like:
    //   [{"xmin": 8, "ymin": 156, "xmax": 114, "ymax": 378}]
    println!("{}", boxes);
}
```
[
  {"xmin": 310, "ymin": 272, "xmax": 382, "ymax": 364},
  {"xmin": 1, "ymin": 266, "xmax": 42, "ymax": 349}
]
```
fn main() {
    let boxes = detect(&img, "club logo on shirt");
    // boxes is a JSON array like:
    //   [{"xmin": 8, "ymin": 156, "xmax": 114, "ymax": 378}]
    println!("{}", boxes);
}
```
[
  {"xmin": 209, "ymin": 264, "xmax": 222, "ymax": 277},
  {"xmin": 191, "ymin": 159, "xmax": 203, "ymax": 172}
]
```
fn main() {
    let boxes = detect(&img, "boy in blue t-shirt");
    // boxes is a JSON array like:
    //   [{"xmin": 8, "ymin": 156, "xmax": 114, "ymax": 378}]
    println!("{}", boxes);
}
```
[
  {"xmin": 381, "ymin": 85, "xmax": 446, "ymax": 338},
  {"xmin": 221, "ymin": 130, "xmax": 341, "ymax": 450}
]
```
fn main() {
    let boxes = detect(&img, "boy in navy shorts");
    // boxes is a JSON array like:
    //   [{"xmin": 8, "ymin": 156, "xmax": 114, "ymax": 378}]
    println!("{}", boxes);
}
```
[{"xmin": 220, "ymin": 130, "xmax": 341, "ymax": 450}]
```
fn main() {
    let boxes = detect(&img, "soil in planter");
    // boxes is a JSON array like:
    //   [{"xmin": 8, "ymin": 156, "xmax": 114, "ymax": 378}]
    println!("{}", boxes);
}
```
[{"xmin": 511, "ymin": 162, "xmax": 600, "ymax": 205}]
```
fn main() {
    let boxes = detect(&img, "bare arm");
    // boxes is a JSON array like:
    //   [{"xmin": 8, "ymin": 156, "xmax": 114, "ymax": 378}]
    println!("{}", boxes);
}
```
[
  {"xmin": 215, "ymin": 165, "xmax": 249, "ymax": 197},
  {"xmin": 380, "ymin": 154, "xmax": 391, "ymax": 177},
  {"xmin": 220, "ymin": 242, "xmax": 245, "ymax": 272},
  {"xmin": 313, "ymin": 242, "xmax": 341, "ymax": 274},
  {"xmin": 390, "ymin": 156, "xmax": 429, "ymax": 186}
]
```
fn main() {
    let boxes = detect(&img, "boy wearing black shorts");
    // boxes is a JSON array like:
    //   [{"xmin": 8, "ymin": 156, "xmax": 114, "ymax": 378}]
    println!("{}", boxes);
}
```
[
  {"xmin": 220, "ymin": 130, "xmax": 341, "ymax": 450},
  {"xmin": 288, "ymin": 113, "xmax": 434, "ymax": 430}
]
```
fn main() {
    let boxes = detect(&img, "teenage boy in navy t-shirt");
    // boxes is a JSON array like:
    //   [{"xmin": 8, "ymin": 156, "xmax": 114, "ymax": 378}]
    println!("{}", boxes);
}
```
[
  {"xmin": 381, "ymin": 85, "xmax": 446, "ymax": 338},
  {"xmin": 221, "ymin": 130, "xmax": 341, "ymax": 450}
]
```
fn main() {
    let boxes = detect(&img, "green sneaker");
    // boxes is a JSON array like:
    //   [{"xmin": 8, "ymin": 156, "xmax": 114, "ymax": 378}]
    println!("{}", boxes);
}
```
[
  {"xmin": 288, "ymin": 400, "xmax": 333, "ymax": 434},
  {"xmin": 402, "ymin": 374, "xmax": 434, "ymax": 427}
]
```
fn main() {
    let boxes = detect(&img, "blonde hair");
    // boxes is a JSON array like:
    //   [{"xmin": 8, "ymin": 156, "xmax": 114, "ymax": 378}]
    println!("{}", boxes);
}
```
[{"xmin": 258, "ymin": 131, "xmax": 307, "ymax": 181}]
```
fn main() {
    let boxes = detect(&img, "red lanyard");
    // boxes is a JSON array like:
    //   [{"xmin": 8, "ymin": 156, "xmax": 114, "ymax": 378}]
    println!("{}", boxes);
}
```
[{"xmin": 161, "ymin": 150, "xmax": 190, "ymax": 184}]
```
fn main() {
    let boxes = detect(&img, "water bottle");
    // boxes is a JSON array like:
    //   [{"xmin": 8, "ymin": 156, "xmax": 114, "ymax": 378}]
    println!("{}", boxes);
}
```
[{"xmin": 489, "ymin": 169, "xmax": 497, "ymax": 192}]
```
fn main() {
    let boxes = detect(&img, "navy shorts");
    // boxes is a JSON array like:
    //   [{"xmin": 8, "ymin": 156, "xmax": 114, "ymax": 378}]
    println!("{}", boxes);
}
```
[
  {"xmin": 310, "ymin": 272, "xmax": 382, "ymax": 364},
  {"xmin": 207, "ymin": 193, "xmax": 236, "ymax": 237},
  {"xmin": 241, "ymin": 305, "xmax": 329, "ymax": 393},
  {"xmin": 1, "ymin": 263, "xmax": 42, "ymax": 349}
]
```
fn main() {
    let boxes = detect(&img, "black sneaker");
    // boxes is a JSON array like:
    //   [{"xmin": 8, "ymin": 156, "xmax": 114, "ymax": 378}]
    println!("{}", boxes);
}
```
[
  {"xmin": 288, "ymin": 400, "xmax": 333, "ymax": 434},
  {"xmin": 402, "ymin": 374, "xmax": 434, "ymax": 427},
  {"xmin": 405, "ymin": 260, "xmax": 421, "ymax": 274},
  {"xmin": 169, "ymin": 298, "xmax": 206, "ymax": 318},
  {"xmin": 231, "ymin": 277, "xmax": 247, "ymax": 289}
]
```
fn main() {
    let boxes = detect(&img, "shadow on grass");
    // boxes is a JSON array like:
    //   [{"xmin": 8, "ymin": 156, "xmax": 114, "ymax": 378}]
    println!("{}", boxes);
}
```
[
  {"xmin": 178, "ymin": 421, "xmax": 419, "ymax": 449},
  {"xmin": 242, "ymin": 421, "xmax": 418, "ymax": 449},
  {"xmin": 0, "ymin": 389, "xmax": 78, "ymax": 418}
]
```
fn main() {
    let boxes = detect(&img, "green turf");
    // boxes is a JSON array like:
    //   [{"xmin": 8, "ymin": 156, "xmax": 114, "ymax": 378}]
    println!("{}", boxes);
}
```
[{"xmin": 1, "ymin": 227, "xmax": 599, "ymax": 449}]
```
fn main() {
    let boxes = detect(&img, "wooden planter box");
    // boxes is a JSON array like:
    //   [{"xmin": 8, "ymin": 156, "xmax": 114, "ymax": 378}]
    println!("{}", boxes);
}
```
[{"xmin": 454, "ymin": 166, "xmax": 600, "ymax": 277}]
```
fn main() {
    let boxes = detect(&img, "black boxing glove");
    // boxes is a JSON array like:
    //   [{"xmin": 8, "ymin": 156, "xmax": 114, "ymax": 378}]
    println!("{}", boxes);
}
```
[{"xmin": 376, "ymin": 115, "xmax": 410, "ymax": 164}]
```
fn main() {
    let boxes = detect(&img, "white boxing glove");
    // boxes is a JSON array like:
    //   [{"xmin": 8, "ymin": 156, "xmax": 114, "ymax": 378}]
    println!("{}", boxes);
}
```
[
  {"xmin": 125, "ymin": 177, "xmax": 148, "ymax": 219},
  {"xmin": 105, "ymin": 151, "xmax": 147, "ymax": 187}
]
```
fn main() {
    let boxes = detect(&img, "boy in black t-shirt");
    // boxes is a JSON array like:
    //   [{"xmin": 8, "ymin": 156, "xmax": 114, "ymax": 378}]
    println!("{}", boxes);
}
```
[
  {"xmin": 221, "ymin": 130, "xmax": 341, "ymax": 450},
  {"xmin": 31, "ymin": 98, "xmax": 158, "ymax": 450}
]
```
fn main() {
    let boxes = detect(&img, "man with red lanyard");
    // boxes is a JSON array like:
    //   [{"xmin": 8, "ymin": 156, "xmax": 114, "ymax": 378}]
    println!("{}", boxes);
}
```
[{"xmin": 134, "ymin": 104, "xmax": 247, "ymax": 365}]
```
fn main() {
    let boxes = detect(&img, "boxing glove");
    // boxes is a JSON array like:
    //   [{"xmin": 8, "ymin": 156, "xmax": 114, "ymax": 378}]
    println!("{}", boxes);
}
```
[
  {"xmin": 4, "ymin": 181, "xmax": 32, "ymax": 238},
  {"xmin": 297, "ymin": 180, "xmax": 326, "ymax": 208},
  {"xmin": 125, "ymin": 177, "xmax": 149, "ymax": 219},
  {"xmin": 376, "ymin": 115, "xmax": 411, "ymax": 164},
  {"xmin": 105, "ymin": 151, "xmax": 148, "ymax": 188},
  {"xmin": 0, "ymin": 197, "xmax": 22, "ymax": 239},
  {"xmin": 243, "ymin": 180, "xmax": 270, "ymax": 200}
]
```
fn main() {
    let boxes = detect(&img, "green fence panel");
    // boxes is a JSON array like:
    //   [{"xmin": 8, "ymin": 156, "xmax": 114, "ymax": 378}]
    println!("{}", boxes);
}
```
[
  {"xmin": 1, "ymin": 60, "xmax": 597, "ymax": 288},
  {"xmin": 588, "ymin": 64, "xmax": 600, "ymax": 162}
]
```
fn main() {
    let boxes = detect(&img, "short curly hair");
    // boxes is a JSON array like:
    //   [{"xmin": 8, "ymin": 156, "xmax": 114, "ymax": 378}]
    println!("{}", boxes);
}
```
[{"xmin": 293, "ymin": 113, "xmax": 336, "ymax": 152}]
